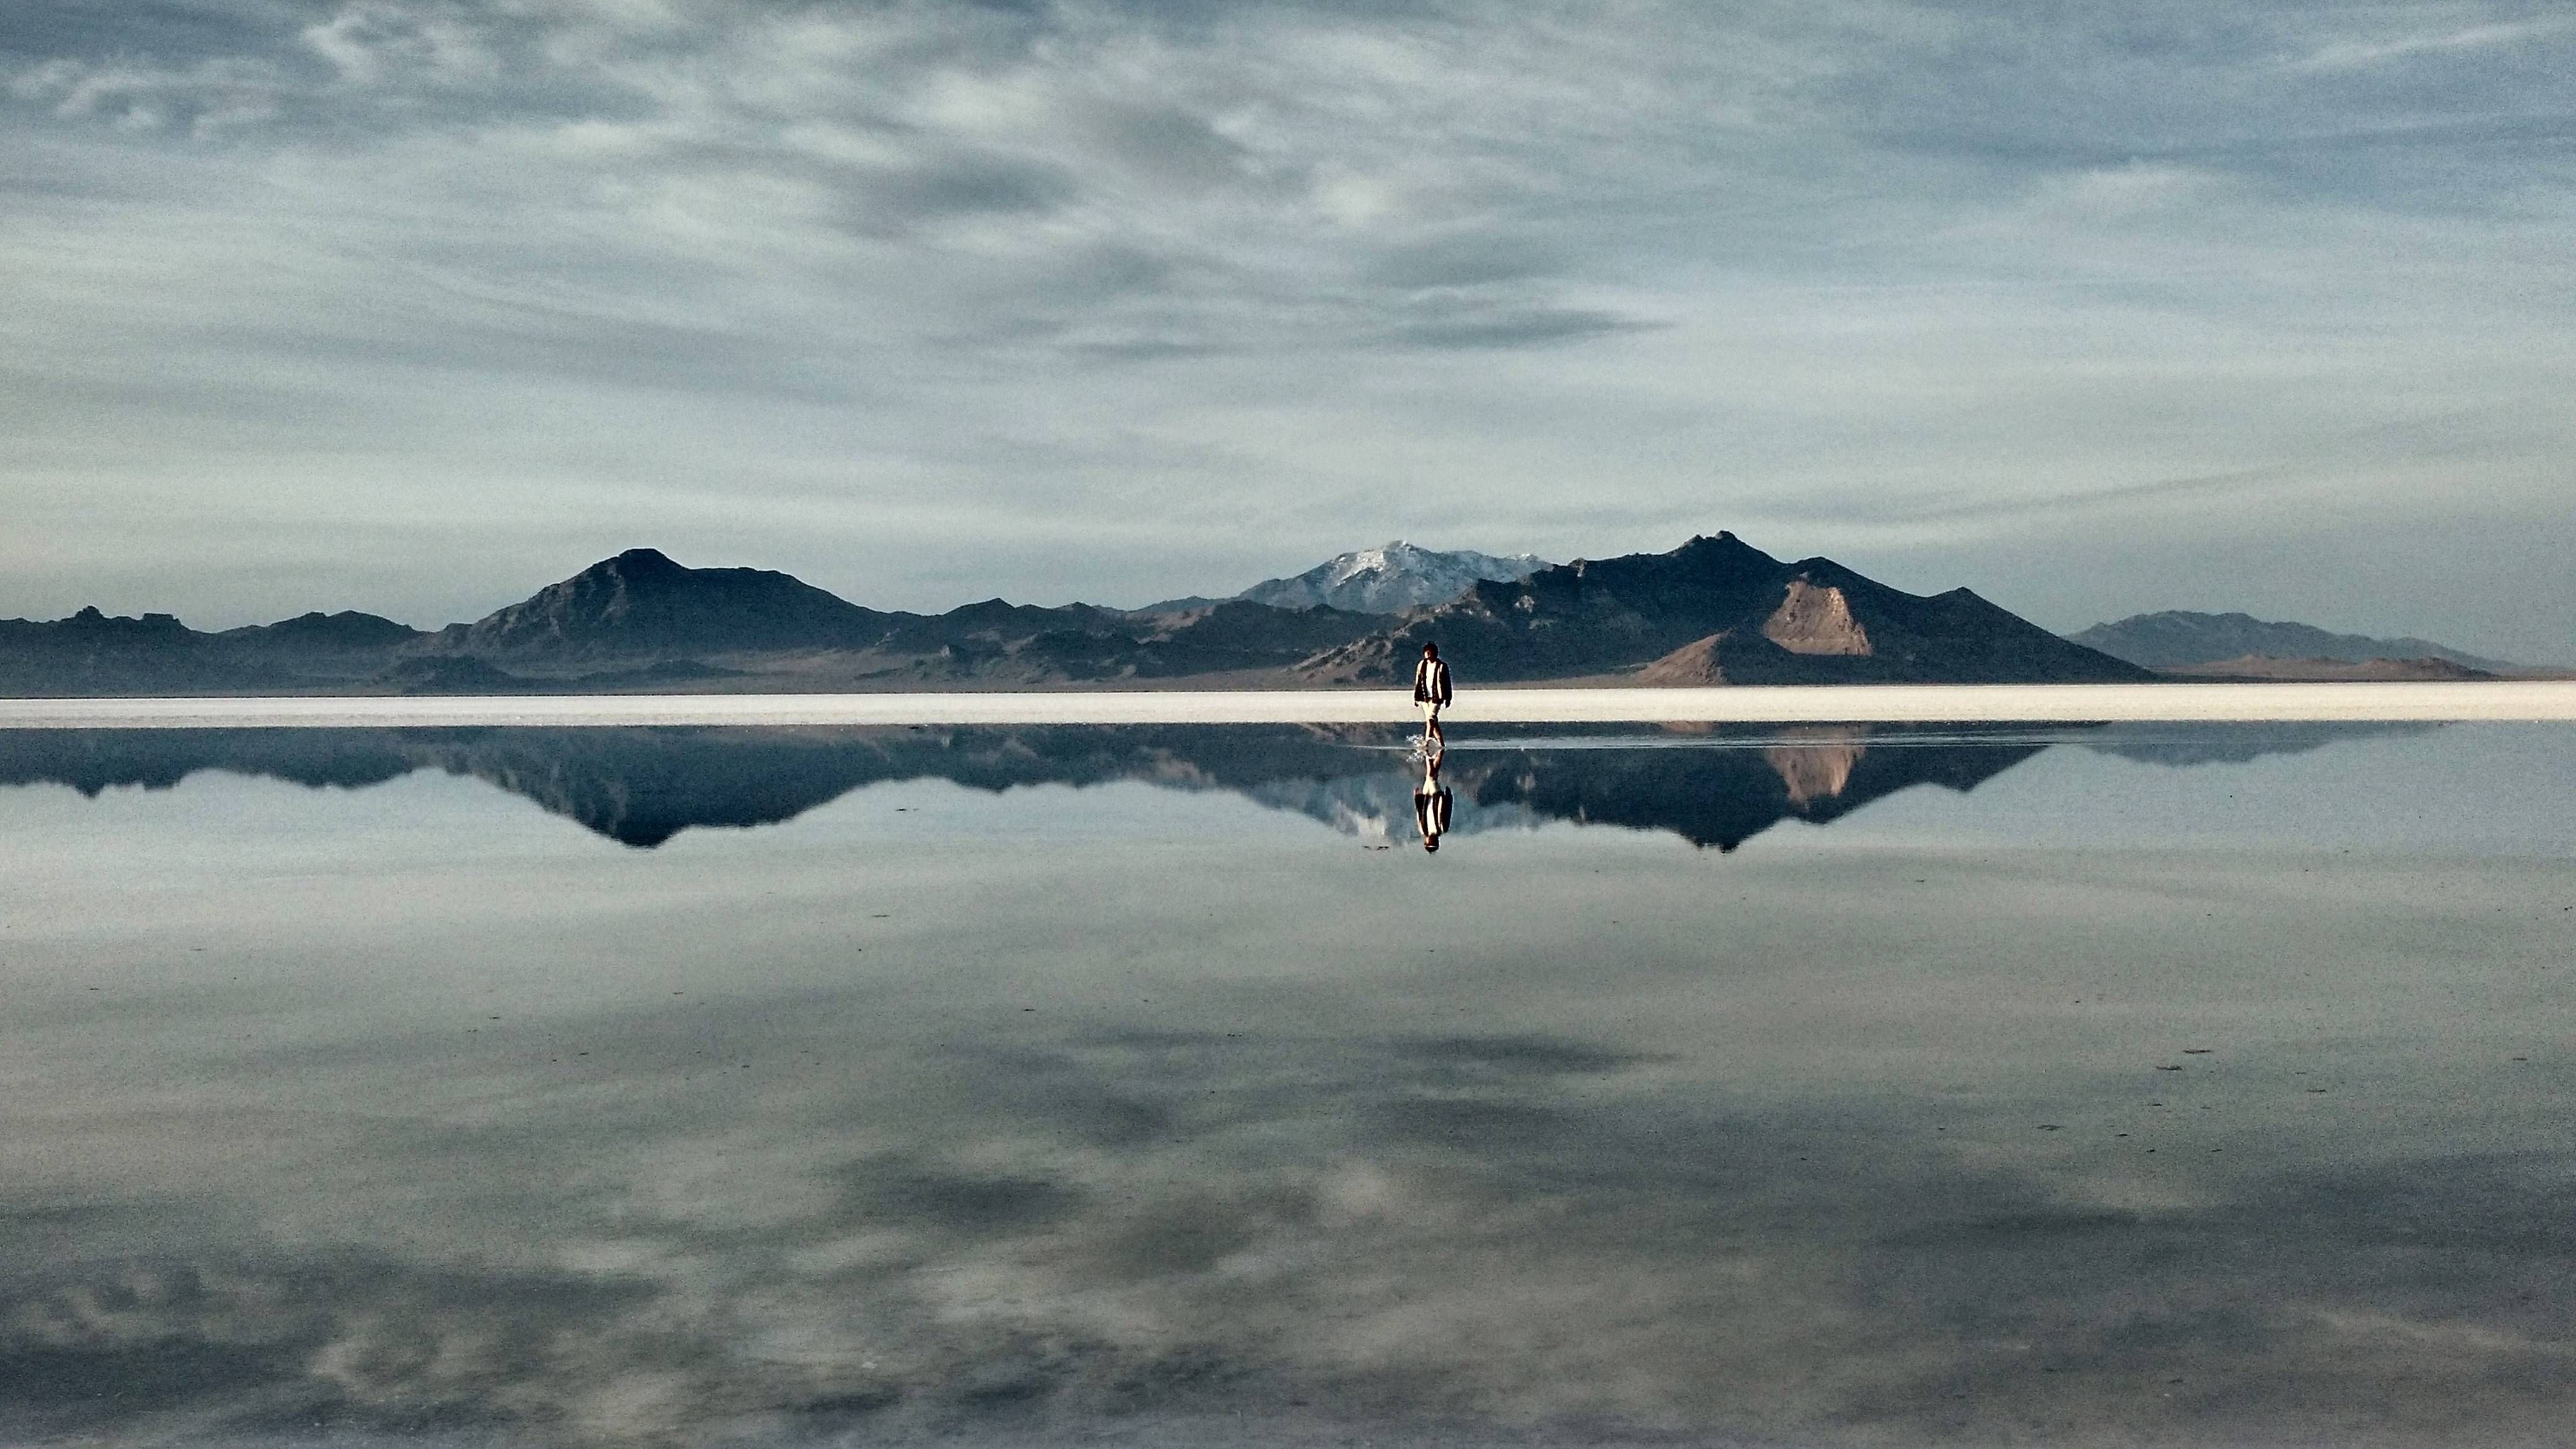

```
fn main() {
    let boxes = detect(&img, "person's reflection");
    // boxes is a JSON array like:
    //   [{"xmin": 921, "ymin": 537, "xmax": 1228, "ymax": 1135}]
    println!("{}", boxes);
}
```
[{"xmin": 1412, "ymin": 738, "xmax": 1453, "ymax": 853}]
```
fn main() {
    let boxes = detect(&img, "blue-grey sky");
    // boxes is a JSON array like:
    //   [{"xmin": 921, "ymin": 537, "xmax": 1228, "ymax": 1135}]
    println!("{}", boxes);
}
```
[{"xmin": 4, "ymin": 1, "xmax": 2571, "ymax": 658}]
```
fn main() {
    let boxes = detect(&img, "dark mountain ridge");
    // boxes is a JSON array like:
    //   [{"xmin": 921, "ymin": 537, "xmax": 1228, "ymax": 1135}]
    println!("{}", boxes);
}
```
[
  {"xmin": 450, "ymin": 548, "xmax": 894, "ymax": 658},
  {"xmin": 1302, "ymin": 533, "xmax": 2148, "ymax": 685},
  {"xmin": 0, "ymin": 606, "xmax": 431, "ymax": 695},
  {"xmin": 223, "ymin": 611, "xmax": 430, "ymax": 653},
  {"xmin": 0, "ymin": 550, "xmax": 1396, "ymax": 695}
]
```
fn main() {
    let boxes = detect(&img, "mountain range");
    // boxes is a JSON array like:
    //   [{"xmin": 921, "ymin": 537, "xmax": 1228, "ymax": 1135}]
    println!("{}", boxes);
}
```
[
  {"xmin": 0, "ymin": 535, "xmax": 2510, "ymax": 697},
  {"xmin": 1305, "ymin": 533, "xmax": 2147, "ymax": 685}
]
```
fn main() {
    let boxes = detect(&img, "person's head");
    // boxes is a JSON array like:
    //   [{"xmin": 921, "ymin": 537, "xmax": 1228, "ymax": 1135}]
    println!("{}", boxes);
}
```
[{"xmin": 1422, "ymin": 642, "xmax": 1439, "ymax": 659}]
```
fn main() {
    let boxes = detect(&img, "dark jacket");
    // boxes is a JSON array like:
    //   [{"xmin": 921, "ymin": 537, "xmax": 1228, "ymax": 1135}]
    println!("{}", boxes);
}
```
[{"xmin": 1411, "ymin": 656, "xmax": 1452, "ymax": 705}]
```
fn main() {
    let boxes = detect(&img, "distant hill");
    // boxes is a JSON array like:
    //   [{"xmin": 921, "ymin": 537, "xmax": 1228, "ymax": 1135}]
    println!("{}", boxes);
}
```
[
  {"xmin": 1120, "ymin": 595, "xmax": 1230, "ymax": 617},
  {"xmin": 0, "ymin": 605, "xmax": 430, "ymax": 696},
  {"xmin": 2164, "ymin": 655, "xmax": 2497, "ymax": 682},
  {"xmin": 2068, "ymin": 611, "xmax": 2513, "ymax": 672},
  {"xmin": 448, "ymin": 547, "xmax": 894, "ymax": 658},
  {"xmin": 1302, "ymin": 533, "xmax": 2149, "ymax": 685},
  {"xmin": 220, "ymin": 611, "xmax": 429, "ymax": 653}
]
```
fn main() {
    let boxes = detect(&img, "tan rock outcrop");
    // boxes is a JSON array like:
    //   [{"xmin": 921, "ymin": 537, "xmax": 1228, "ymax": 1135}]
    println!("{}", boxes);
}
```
[{"xmin": 1762, "ymin": 578, "xmax": 1873, "ymax": 656}]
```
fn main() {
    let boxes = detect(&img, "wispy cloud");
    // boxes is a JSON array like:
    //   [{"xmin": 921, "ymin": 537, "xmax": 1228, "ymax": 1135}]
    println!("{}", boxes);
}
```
[{"xmin": 2291, "ymin": 15, "xmax": 2576, "ymax": 72}]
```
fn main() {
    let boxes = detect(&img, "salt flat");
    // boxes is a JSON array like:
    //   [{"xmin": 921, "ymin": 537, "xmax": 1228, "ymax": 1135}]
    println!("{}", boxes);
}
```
[{"xmin": 3, "ymin": 680, "xmax": 2573, "ymax": 728}]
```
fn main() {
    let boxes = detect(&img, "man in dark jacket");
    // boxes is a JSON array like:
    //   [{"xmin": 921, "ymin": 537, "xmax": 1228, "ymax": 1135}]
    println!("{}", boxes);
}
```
[{"xmin": 1411, "ymin": 641, "xmax": 1452, "ymax": 746}]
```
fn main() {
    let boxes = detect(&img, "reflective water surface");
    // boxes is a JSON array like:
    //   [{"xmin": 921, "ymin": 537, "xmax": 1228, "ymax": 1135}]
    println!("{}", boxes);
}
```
[{"xmin": 2, "ymin": 723, "xmax": 2571, "ymax": 1447}]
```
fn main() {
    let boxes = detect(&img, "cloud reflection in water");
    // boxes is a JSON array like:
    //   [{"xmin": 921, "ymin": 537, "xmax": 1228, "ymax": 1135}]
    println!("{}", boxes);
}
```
[{"xmin": 0, "ymin": 721, "xmax": 2565, "ymax": 1447}]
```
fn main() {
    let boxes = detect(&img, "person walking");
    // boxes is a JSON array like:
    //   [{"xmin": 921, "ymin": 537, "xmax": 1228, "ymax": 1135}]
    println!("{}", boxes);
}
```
[{"xmin": 1411, "ymin": 641, "xmax": 1452, "ymax": 747}]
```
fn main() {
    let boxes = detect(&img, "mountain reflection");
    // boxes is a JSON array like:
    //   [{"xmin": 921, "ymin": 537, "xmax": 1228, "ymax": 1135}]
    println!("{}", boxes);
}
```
[
  {"xmin": 0, "ymin": 721, "xmax": 2417, "ymax": 850},
  {"xmin": 3, "ymin": 719, "xmax": 2556, "ymax": 1449}
]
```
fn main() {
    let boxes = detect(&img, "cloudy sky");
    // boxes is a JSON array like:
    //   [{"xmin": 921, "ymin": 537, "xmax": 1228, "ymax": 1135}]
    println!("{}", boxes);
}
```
[{"xmin": 3, "ymin": 1, "xmax": 2570, "ymax": 658}]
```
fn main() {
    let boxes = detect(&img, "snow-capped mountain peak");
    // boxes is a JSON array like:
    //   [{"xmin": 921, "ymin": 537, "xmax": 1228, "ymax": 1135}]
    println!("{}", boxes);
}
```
[{"xmin": 1239, "ymin": 541, "xmax": 1552, "ymax": 615}]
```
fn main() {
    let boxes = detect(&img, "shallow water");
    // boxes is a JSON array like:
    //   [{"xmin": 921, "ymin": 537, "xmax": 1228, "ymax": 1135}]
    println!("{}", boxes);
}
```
[{"xmin": 2, "ymin": 723, "xmax": 2570, "ymax": 1447}]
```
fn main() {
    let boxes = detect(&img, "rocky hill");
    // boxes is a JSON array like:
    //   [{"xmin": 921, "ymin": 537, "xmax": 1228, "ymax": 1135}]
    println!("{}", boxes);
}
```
[
  {"xmin": 1301, "ymin": 533, "xmax": 2149, "ymax": 685},
  {"xmin": 2164, "ymin": 655, "xmax": 2497, "ymax": 682},
  {"xmin": 445, "ymin": 548, "xmax": 894, "ymax": 658},
  {"xmin": 0, "ymin": 606, "xmax": 430, "ymax": 696}
]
